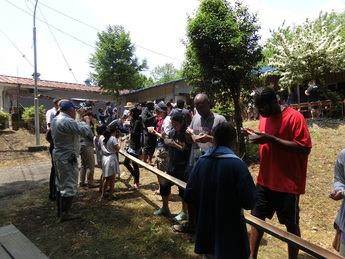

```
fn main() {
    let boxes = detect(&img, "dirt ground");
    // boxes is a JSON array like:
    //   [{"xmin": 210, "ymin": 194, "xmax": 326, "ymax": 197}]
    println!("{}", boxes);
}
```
[
  {"xmin": 0, "ymin": 128, "xmax": 182, "ymax": 213},
  {"xmin": 0, "ymin": 120, "xmax": 344, "ymax": 258}
]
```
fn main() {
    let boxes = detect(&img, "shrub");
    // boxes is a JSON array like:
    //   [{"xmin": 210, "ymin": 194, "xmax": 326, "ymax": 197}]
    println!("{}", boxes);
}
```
[
  {"xmin": 0, "ymin": 110, "xmax": 9, "ymax": 127},
  {"xmin": 21, "ymin": 105, "xmax": 46, "ymax": 127},
  {"xmin": 211, "ymin": 104, "xmax": 235, "ymax": 121}
]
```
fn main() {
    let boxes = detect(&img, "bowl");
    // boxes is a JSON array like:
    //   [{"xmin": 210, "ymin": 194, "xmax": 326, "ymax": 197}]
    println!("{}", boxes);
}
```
[{"xmin": 147, "ymin": 126, "xmax": 154, "ymax": 132}]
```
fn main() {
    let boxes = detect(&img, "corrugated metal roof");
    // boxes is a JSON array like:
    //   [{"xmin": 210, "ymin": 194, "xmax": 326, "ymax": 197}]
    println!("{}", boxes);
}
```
[
  {"xmin": 0, "ymin": 75, "xmax": 101, "ymax": 93},
  {"xmin": 120, "ymin": 78, "xmax": 185, "ymax": 96}
]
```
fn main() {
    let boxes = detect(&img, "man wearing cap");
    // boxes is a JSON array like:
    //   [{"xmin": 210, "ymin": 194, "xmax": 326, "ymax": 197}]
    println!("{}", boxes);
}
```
[
  {"xmin": 141, "ymin": 100, "xmax": 157, "ymax": 165},
  {"xmin": 51, "ymin": 101, "xmax": 91, "ymax": 222},
  {"xmin": 46, "ymin": 98, "xmax": 60, "ymax": 201},
  {"xmin": 107, "ymin": 109, "xmax": 130, "ymax": 137}
]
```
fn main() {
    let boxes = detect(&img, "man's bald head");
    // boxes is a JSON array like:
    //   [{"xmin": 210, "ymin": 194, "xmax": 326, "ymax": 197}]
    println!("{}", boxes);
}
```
[{"xmin": 194, "ymin": 93, "xmax": 211, "ymax": 118}]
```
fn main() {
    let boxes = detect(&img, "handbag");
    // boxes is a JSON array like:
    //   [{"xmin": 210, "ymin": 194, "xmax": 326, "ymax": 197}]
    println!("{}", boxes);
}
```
[{"xmin": 332, "ymin": 221, "xmax": 341, "ymax": 252}]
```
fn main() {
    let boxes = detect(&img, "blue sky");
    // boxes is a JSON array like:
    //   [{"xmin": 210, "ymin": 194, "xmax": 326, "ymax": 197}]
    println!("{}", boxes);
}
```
[{"xmin": 0, "ymin": 0, "xmax": 344, "ymax": 84}]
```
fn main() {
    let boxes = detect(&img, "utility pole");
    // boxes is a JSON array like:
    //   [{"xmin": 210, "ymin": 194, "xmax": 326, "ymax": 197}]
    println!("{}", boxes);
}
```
[
  {"xmin": 29, "ymin": 0, "xmax": 46, "ymax": 151},
  {"xmin": 33, "ymin": 0, "xmax": 40, "ymax": 146}
]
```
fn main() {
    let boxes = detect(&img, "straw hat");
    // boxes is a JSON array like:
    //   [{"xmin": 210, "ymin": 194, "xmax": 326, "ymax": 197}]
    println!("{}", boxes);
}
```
[{"xmin": 124, "ymin": 102, "xmax": 134, "ymax": 108}]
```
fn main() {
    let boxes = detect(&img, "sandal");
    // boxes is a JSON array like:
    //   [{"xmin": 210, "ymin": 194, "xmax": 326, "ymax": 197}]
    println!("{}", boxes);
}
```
[
  {"xmin": 153, "ymin": 190, "xmax": 160, "ymax": 195},
  {"xmin": 128, "ymin": 186, "xmax": 138, "ymax": 191},
  {"xmin": 172, "ymin": 212, "xmax": 189, "ymax": 222}
]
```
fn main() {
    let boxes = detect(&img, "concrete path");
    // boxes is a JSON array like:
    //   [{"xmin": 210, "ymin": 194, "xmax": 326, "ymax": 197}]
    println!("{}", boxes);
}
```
[{"xmin": 0, "ymin": 162, "xmax": 51, "ymax": 197}]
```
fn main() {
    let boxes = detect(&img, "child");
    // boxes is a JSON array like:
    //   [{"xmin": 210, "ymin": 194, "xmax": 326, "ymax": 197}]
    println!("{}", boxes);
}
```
[
  {"xmin": 100, "ymin": 127, "xmax": 121, "ymax": 201},
  {"xmin": 94, "ymin": 124, "xmax": 107, "ymax": 193}
]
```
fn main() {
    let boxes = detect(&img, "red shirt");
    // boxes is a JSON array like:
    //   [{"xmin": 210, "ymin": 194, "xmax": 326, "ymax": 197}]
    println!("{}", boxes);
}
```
[{"xmin": 257, "ymin": 107, "xmax": 312, "ymax": 194}]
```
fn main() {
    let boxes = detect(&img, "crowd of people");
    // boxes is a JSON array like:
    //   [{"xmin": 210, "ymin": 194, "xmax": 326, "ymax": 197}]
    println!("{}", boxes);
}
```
[{"xmin": 45, "ymin": 86, "xmax": 345, "ymax": 258}]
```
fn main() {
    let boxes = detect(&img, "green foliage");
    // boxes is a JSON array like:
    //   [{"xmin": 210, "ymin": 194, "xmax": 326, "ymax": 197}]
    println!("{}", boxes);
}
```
[
  {"xmin": 138, "ymin": 74, "xmax": 155, "ymax": 88},
  {"xmin": 183, "ymin": 0, "xmax": 262, "ymax": 99},
  {"xmin": 151, "ymin": 63, "xmax": 181, "ymax": 84},
  {"xmin": 183, "ymin": 0, "xmax": 263, "ymax": 155},
  {"xmin": 265, "ymin": 11, "xmax": 345, "ymax": 91},
  {"xmin": 21, "ymin": 105, "xmax": 46, "ymax": 126},
  {"xmin": 0, "ymin": 110, "xmax": 9, "ymax": 126},
  {"xmin": 211, "ymin": 104, "xmax": 235, "ymax": 120},
  {"xmin": 89, "ymin": 25, "xmax": 148, "ymax": 99}
]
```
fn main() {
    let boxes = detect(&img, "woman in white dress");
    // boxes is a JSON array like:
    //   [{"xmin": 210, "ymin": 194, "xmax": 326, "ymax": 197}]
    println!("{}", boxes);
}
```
[{"xmin": 100, "ymin": 126, "xmax": 121, "ymax": 200}]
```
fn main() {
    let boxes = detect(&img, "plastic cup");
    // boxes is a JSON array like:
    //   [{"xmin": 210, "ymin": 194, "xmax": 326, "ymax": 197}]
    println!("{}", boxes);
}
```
[{"xmin": 164, "ymin": 138, "xmax": 172, "ymax": 144}]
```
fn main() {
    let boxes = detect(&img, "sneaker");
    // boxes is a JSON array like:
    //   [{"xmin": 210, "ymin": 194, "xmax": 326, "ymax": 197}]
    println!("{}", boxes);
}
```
[
  {"xmin": 153, "ymin": 207, "xmax": 171, "ymax": 216},
  {"xmin": 172, "ymin": 212, "xmax": 188, "ymax": 222},
  {"xmin": 172, "ymin": 222, "xmax": 195, "ymax": 234}
]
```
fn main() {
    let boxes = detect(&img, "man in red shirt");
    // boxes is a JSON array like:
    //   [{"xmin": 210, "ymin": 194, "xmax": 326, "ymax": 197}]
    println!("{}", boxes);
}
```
[{"xmin": 243, "ymin": 86, "xmax": 312, "ymax": 259}]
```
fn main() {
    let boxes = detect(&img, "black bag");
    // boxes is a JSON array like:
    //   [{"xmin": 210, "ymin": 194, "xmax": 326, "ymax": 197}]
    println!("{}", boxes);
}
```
[{"xmin": 45, "ymin": 129, "xmax": 52, "ymax": 143}]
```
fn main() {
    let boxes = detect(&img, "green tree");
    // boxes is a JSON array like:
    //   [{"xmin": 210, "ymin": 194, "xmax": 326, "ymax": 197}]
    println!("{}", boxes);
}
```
[
  {"xmin": 151, "ymin": 63, "xmax": 181, "ymax": 84},
  {"xmin": 183, "ymin": 0, "xmax": 262, "ymax": 155},
  {"xmin": 141, "ymin": 74, "xmax": 155, "ymax": 87},
  {"xmin": 265, "ymin": 12, "xmax": 345, "ymax": 102},
  {"xmin": 89, "ymin": 25, "xmax": 148, "ymax": 99}
]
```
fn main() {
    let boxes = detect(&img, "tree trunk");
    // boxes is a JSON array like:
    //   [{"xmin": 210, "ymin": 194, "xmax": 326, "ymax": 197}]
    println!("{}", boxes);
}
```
[{"xmin": 231, "ymin": 86, "xmax": 246, "ymax": 157}]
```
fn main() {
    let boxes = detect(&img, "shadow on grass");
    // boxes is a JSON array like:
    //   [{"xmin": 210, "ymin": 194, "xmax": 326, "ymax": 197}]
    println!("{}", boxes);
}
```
[{"xmin": 0, "ymin": 180, "xmax": 198, "ymax": 258}]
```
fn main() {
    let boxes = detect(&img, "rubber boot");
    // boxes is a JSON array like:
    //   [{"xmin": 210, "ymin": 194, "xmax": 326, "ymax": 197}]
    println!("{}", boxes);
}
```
[
  {"xmin": 60, "ymin": 196, "xmax": 81, "ymax": 223},
  {"xmin": 56, "ymin": 191, "xmax": 61, "ymax": 218}
]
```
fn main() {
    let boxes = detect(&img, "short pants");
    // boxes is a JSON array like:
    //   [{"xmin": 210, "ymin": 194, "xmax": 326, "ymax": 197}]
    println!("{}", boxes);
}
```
[{"xmin": 251, "ymin": 184, "xmax": 300, "ymax": 226}]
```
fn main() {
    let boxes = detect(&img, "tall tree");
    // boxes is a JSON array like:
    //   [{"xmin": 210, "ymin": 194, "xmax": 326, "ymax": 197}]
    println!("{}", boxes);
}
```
[
  {"xmin": 89, "ymin": 25, "xmax": 148, "ymax": 99},
  {"xmin": 183, "ymin": 0, "xmax": 262, "ymax": 155},
  {"xmin": 265, "ymin": 12, "xmax": 345, "ymax": 101},
  {"xmin": 151, "ymin": 63, "xmax": 181, "ymax": 84}
]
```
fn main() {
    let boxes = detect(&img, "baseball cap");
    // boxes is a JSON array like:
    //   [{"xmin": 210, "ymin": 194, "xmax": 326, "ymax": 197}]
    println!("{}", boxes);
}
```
[
  {"xmin": 155, "ymin": 102, "xmax": 167, "ymax": 112},
  {"xmin": 123, "ymin": 109, "xmax": 130, "ymax": 116},
  {"xmin": 60, "ymin": 101, "xmax": 79, "ymax": 110},
  {"xmin": 52, "ymin": 98, "xmax": 60, "ymax": 105}
]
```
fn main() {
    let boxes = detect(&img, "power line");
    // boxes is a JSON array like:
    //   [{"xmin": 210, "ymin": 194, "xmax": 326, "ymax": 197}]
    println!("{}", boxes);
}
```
[
  {"xmin": 38, "ymin": 1, "xmax": 100, "ymax": 31},
  {"xmin": 4, "ymin": 0, "xmax": 95, "ymax": 48},
  {"xmin": 33, "ymin": 1, "xmax": 184, "ymax": 63},
  {"xmin": 38, "ymin": 5, "xmax": 79, "ymax": 83},
  {"xmin": 3, "ymin": 0, "xmax": 183, "ymax": 80},
  {"xmin": 0, "ymin": 27, "xmax": 34, "ymax": 68}
]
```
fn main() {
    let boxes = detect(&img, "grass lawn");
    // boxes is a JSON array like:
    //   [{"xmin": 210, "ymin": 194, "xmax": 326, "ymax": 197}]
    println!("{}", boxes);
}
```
[{"xmin": 0, "ymin": 118, "xmax": 343, "ymax": 258}]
